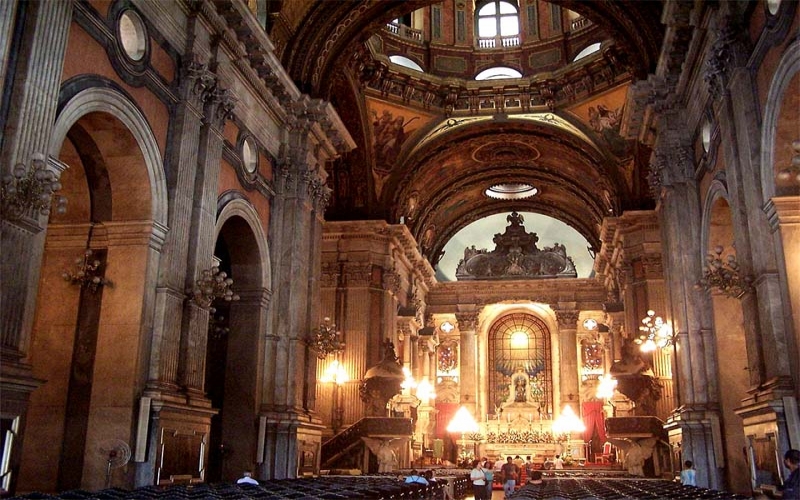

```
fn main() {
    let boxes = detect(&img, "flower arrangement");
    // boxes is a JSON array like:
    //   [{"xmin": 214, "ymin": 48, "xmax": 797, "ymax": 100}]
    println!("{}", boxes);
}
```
[{"xmin": 484, "ymin": 430, "xmax": 570, "ymax": 444}]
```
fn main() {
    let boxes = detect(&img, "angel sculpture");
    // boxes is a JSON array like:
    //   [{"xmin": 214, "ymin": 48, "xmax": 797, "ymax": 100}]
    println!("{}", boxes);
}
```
[
  {"xmin": 362, "ymin": 437, "xmax": 406, "ymax": 473},
  {"xmin": 609, "ymin": 437, "xmax": 659, "ymax": 476}
]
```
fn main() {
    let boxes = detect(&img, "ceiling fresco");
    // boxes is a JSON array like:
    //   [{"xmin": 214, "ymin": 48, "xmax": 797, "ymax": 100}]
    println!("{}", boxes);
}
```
[{"xmin": 265, "ymin": 0, "xmax": 662, "ymax": 266}]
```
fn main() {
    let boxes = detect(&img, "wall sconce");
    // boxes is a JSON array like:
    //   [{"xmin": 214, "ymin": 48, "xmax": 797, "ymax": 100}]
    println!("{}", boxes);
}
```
[
  {"xmin": 62, "ymin": 249, "xmax": 111, "ymax": 293},
  {"xmin": 1, "ymin": 154, "xmax": 67, "ymax": 221},
  {"xmin": 695, "ymin": 245, "xmax": 752, "ymax": 299},
  {"xmin": 312, "ymin": 317, "xmax": 345, "ymax": 359},
  {"xmin": 188, "ymin": 266, "xmax": 240, "ymax": 313},
  {"xmin": 635, "ymin": 310, "xmax": 673, "ymax": 352}
]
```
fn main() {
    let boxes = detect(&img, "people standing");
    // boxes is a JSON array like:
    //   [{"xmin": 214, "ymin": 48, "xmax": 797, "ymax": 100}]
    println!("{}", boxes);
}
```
[
  {"xmin": 680, "ymin": 460, "xmax": 696, "ymax": 486},
  {"xmin": 779, "ymin": 449, "xmax": 800, "ymax": 499},
  {"xmin": 470, "ymin": 459, "xmax": 487, "ymax": 500},
  {"xmin": 553, "ymin": 454, "xmax": 564, "ymax": 470},
  {"xmin": 501, "ymin": 456, "xmax": 519, "ymax": 499},
  {"xmin": 484, "ymin": 461, "xmax": 495, "ymax": 499}
]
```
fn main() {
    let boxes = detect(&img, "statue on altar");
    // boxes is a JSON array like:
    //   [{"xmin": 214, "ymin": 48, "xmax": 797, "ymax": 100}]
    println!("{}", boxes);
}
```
[
  {"xmin": 514, "ymin": 372, "xmax": 528, "ymax": 402},
  {"xmin": 508, "ymin": 368, "xmax": 530, "ymax": 403}
]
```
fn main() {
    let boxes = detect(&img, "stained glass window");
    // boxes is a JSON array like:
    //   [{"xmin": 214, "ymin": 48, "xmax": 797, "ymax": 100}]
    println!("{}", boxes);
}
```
[{"xmin": 488, "ymin": 313, "xmax": 552, "ymax": 413}]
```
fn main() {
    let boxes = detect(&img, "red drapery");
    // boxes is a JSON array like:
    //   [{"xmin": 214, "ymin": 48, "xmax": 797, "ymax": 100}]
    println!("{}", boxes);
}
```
[
  {"xmin": 435, "ymin": 403, "xmax": 459, "ymax": 438},
  {"xmin": 582, "ymin": 401, "xmax": 606, "ymax": 446}
]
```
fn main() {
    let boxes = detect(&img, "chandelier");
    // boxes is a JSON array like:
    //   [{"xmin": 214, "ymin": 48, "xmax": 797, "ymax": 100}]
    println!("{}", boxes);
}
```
[
  {"xmin": 188, "ymin": 266, "xmax": 240, "ymax": 313},
  {"xmin": 311, "ymin": 317, "xmax": 345, "ymax": 359},
  {"xmin": 635, "ymin": 310, "xmax": 673, "ymax": 352},
  {"xmin": 62, "ymin": 249, "xmax": 111, "ymax": 293},
  {"xmin": 1, "ymin": 154, "xmax": 67, "ymax": 221},
  {"xmin": 695, "ymin": 245, "xmax": 751, "ymax": 299}
]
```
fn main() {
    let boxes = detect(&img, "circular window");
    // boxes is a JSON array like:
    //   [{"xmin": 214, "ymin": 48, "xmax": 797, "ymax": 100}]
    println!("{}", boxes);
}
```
[
  {"xmin": 701, "ymin": 120, "xmax": 712, "ymax": 153},
  {"xmin": 767, "ymin": 0, "xmax": 781, "ymax": 15},
  {"xmin": 119, "ymin": 10, "xmax": 147, "ymax": 61},
  {"xmin": 485, "ymin": 183, "xmax": 539, "ymax": 200},
  {"xmin": 583, "ymin": 318, "xmax": 598, "ymax": 331},
  {"xmin": 242, "ymin": 137, "xmax": 258, "ymax": 174}
]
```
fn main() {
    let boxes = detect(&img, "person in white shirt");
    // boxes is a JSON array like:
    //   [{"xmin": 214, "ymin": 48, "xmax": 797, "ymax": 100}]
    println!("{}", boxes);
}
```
[
  {"xmin": 470, "ymin": 459, "xmax": 487, "ymax": 500},
  {"xmin": 236, "ymin": 472, "xmax": 259, "ymax": 485},
  {"xmin": 553, "ymin": 455, "xmax": 564, "ymax": 470}
]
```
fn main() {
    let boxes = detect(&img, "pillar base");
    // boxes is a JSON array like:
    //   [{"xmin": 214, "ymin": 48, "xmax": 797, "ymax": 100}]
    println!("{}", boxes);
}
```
[
  {"xmin": 258, "ymin": 410, "xmax": 324, "ymax": 479},
  {"xmin": 735, "ymin": 379, "xmax": 799, "ymax": 496}
]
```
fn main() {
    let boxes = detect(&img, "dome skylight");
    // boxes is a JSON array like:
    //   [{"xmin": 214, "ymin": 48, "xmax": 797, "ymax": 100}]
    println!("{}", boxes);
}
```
[{"xmin": 485, "ymin": 183, "xmax": 539, "ymax": 199}]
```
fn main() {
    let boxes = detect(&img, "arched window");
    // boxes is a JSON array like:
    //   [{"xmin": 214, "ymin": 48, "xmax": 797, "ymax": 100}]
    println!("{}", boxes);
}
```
[
  {"xmin": 389, "ymin": 55, "xmax": 424, "ymax": 72},
  {"xmin": 475, "ymin": 66, "xmax": 522, "ymax": 80},
  {"xmin": 488, "ymin": 313, "xmax": 553, "ymax": 413},
  {"xmin": 477, "ymin": 0, "xmax": 520, "ymax": 49}
]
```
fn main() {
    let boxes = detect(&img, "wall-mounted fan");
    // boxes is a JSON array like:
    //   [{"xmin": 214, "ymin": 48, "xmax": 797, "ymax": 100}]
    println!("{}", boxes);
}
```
[{"xmin": 98, "ymin": 439, "xmax": 131, "ymax": 488}]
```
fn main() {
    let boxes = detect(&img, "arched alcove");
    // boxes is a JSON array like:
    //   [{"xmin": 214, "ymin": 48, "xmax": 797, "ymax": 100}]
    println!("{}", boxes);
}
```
[
  {"xmin": 206, "ymin": 199, "xmax": 270, "ymax": 482},
  {"xmin": 702, "ymin": 185, "xmax": 751, "ymax": 494},
  {"xmin": 22, "ymin": 99, "xmax": 163, "ymax": 492}
]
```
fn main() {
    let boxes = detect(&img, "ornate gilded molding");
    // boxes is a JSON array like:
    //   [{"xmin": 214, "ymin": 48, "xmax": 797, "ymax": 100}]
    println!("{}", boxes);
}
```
[
  {"xmin": 455, "ymin": 212, "xmax": 577, "ymax": 280},
  {"xmin": 343, "ymin": 262, "xmax": 373, "ymax": 287},
  {"xmin": 382, "ymin": 267, "xmax": 402, "ymax": 296}
]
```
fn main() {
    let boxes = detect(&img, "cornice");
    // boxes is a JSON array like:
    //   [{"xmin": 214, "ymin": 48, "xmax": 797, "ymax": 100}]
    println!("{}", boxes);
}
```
[{"xmin": 358, "ymin": 42, "xmax": 632, "ymax": 116}]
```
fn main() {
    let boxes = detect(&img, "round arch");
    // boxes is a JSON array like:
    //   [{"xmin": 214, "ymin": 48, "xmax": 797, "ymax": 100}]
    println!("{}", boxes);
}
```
[
  {"xmin": 215, "ymin": 196, "xmax": 271, "ymax": 290},
  {"xmin": 50, "ymin": 86, "xmax": 167, "ymax": 226},
  {"xmin": 760, "ymin": 37, "xmax": 799, "ymax": 201},
  {"xmin": 700, "ymin": 179, "xmax": 731, "ymax": 261}
]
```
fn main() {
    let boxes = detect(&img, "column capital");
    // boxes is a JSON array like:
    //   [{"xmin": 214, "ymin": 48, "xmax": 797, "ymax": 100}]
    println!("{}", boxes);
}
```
[
  {"xmin": 703, "ymin": 15, "xmax": 750, "ymax": 101},
  {"xmin": 554, "ymin": 309, "xmax": 580, "ymax": 329},
  {"xmin": 454, "ymin": 311, "xmax": 478, "ymax": 331},
  {"xmin": 204, "ymin": 85, "xmax": 237, "ymax": 131}
]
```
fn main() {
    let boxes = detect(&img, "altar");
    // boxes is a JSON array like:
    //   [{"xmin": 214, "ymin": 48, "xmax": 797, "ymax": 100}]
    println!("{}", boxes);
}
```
[{"xmin": 460, "ymin": 369, "xmax": 587, "ymax": 464}]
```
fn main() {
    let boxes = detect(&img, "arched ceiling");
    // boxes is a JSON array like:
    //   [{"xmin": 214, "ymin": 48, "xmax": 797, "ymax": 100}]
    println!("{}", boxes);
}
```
[{"xmin": 265, "ymin": 0, "xmax": 662, "ymax": 266}]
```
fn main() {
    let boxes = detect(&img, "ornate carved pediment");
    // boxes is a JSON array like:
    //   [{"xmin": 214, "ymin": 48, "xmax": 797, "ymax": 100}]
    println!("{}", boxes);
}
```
[{"xmin": 455, "ymin": 212, "xmax": 577, "ymax": 280}]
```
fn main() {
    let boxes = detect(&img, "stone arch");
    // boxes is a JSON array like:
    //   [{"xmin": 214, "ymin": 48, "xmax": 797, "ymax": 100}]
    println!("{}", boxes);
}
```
[
  {"xmin": 205, "ymin": 195, "xmax": 271, "ymax": 482},
  {"xmin": 700, "ymin": 179, "xmax": 731, "ymax": 262},
  {"xmin": 20, "ymin": 86, "xmax": 168, "ymax": 492},
  {"xmin": 50, "ymin": 86, "xmax": 167, "ymax": 226},
  {"xmin": 214, "ymin": 196, "xmax": 271, "ymax": 290},
  {"xmin": 760, "ymin": 37, "xmax": 800, "ymax": 201}
]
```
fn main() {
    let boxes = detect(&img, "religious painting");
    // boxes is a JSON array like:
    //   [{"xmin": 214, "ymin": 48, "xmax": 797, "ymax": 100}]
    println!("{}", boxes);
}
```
[
  {"xmin": 568, "ymin": 85, "xmax": 630, "ymax": 158},
  {"xmin": 366, "ymin": 99, "xmax": 433, "ymax": 199}
]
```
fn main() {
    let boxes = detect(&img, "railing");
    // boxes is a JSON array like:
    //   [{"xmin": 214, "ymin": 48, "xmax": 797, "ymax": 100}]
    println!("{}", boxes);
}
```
[
  {"xmin": 321, "ymin": 417, "xmax": 413, "ymax": 469},
  {"xmin": 385, "ymin": 23, "xmax": 424, "ymax": 43},
  {"xmin": 571, "ymin": 16, "xmax": 590, "ymax": 31},
  {"xmin": 476, "ymin": 34, "xmax": 520, "ymax": 49}
]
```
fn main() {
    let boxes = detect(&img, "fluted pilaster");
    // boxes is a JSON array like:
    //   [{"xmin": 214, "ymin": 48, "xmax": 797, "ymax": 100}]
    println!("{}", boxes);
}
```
[
  {"xmin": 555, "ymin": 308, "xmax": 579, "ymax": 404},
  {"xmin": 455, "ymin": 311, "xmax": 478, "ymax": 414}
]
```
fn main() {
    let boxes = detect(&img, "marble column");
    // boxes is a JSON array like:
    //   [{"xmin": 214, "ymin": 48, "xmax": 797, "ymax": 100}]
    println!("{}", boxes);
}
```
[
  {"xmin": 455, "ymin": 311, "xmax": 479, "ymax": 415},
  {"xmin": 147, "ymin": 56, "xmax": 215, "ymax": 394},
  {"xmin": 554, "ymin": 309, "xmax": 580, "ymax": 406},
  {"xmin": 0, "ymin": 3, "xmax": 72, "ymax": 495},
  {"xmin": 651, "ymin": 110, "xmax": 724, "ymax": 489},
  {"xmin": 713, "ymin": 26, "xmax": 795, "ymax": 390},
  {"xmin": 1, "ymin": 0, "xmax": 72, "ymax": 363},
  {"xmin": 178, "ymin": 78, "xmax": 236, "ymax": 402},
  {"xmin": 261, "ymin": 101, "xmax": 336, "ymax": 479}
]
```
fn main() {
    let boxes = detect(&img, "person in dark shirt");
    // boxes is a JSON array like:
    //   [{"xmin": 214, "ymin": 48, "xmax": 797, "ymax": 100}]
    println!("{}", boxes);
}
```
[{"xmin": 780, "ymin": 449, "xmax": 800, "ymax": 499}]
